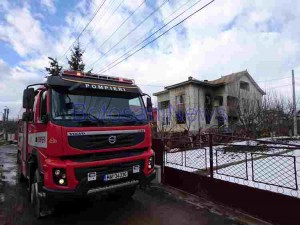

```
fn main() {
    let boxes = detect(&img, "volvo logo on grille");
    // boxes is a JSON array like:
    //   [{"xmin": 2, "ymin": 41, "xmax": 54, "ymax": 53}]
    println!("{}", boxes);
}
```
[{"xmin": 108, "ymin": 135, "xmax": 117, "ymax": 144}]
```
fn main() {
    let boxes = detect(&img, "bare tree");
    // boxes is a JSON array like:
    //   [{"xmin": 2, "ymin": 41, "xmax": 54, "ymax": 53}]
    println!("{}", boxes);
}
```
[
  {"xmin": 226, "ymin": 83, "xmax": 263, "ymax": 137},
  {"xmin": 260, "ymin": 91, "xmax": 296, "ymax": 137}
]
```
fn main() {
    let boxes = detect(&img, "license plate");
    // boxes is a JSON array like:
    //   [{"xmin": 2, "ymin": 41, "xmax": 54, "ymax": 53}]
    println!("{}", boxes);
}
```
[{"xmin": 104, "ymin": 171, "xmax": 128, "ymax": 181}]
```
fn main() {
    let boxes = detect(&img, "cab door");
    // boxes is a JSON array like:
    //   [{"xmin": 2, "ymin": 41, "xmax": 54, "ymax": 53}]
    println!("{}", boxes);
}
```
[{"xmin": 28, "ymin": 90, "xmax": 48, "ymax": 156}]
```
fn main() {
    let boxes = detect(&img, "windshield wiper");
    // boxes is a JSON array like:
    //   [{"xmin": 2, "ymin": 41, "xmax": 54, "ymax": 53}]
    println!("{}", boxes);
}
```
[
  {"xmin": 56, "ymin": 113, "xmax": 105, "ymax": 124},
  {"xmin": 107, "ymin": 113, "xmax": 145, "ymax": 122}
]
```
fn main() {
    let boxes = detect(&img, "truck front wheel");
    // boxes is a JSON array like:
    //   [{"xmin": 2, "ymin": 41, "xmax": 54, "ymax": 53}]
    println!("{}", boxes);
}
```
[{"xmin": 30, "ymin": 169, "xmax": 50, "ymax": 218}]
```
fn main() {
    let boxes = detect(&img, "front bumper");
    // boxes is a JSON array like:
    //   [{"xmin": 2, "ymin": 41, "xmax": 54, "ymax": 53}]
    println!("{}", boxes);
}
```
[{"xmin": 43, "ymin": 170, "xmax": 156, "ymax": 198}]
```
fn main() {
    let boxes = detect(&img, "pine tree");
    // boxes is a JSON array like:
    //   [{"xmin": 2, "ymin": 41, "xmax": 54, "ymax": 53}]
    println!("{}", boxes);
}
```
[
  {"xmin": 45, "ymin": 57, "xmax": 62, "ymax": 76},
  {"xmin": 67, "ymin": 42, "xmax": 85, "ymax": 72}
]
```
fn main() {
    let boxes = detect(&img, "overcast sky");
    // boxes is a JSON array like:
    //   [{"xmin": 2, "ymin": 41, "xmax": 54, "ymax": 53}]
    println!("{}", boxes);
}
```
[{"xmin": 1, "ymin": 0, "xmax": 300, "ymax": 119}]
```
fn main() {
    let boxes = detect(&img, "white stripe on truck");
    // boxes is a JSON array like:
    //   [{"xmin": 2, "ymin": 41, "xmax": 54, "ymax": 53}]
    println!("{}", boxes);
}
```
[
  {"xmin": 67, "ymin": 129, "xmax": 145, "ymax": 136},
  {"xmin": 28, "ymin": 132, "xmax": 47, "ymax": 148}
]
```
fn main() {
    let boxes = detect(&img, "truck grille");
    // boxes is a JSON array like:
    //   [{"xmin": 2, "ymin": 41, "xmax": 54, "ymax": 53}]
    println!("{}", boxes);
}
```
[
  {"xmin": 62, "ymin": 148, "xmax": 147, "ymax": 162},
  {"xmin": 68, "ymin": 132, "xmax": 145, "ymax": 150}
]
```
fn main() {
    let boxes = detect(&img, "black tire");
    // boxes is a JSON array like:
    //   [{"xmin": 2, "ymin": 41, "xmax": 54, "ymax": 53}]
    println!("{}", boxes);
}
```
[
  {"xmin": 17, "ymin": 153, "xmax": 26, "ymax": 183},
  {"xmin": 31, "ymin": 169, "xmax": 49, "ymax": 218},
  {"xmin": 109, "ymin": 186, "xmax": 136, "ymax": 201}
]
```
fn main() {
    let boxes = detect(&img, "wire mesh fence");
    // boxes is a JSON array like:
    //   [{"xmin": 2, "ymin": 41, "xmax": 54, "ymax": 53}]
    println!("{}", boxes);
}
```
[
  {"xmin": 215, "ymin": 150, "xmax": 248, "ymax": 180},
  {"xmin": 251, "ymin": 153, "xmax": 298, "ymax": 190},
  {"xmin": 185, "ymin": 149, "xmax": 207, "ymax": 170},
  {"xmin": 162, "ymin": 134, "xmax": 300, "ymax": 198},
  {"xmin": 166, "ymin": 151, "xmax": 183, "ymax": 166}
]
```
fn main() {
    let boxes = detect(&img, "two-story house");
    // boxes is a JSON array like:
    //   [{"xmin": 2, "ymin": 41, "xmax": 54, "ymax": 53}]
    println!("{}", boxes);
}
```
[{"xmin": 153, "ymin": 70, "xmax": 265, "ymax": 133}]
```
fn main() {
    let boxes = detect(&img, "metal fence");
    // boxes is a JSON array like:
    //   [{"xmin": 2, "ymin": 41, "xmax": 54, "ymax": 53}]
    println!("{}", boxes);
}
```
[
  {"xmin": 162, "ymin": 134, "xmax": 300, "ymax": 198},
  {"xmin": 153, "ymin": 133, "xmax": 300, "ymax": 224},
  {"xmin": 185, "ymin": 149, "xmax": 207, "ymax": 171},
  {"xmin": 251, "ymin": 153, "xmax": 298, "ymax": 190},
  {"xmin": 215, "ymin": 150, "xmax": 248, "ymax": 180}
]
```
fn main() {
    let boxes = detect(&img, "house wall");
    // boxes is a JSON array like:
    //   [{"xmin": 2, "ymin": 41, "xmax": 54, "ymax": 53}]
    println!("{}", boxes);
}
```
[
  {"xmin": 225, "ymin": 74, "xmax": 264, "ymax": 126},
  {"xmin": 156, "ymin": 91, "xmax": 170, "ymax": 129},
  {"xmin": 169, "ymin": 86, "xmax": 189, "ymax": 132},
  {"xmin": 155, "ymin": 74, "xmax": 264, "ymax": 133},
  {"xmin": 201, "ymin": 85, "xmax": 226, "ymax": 129}
]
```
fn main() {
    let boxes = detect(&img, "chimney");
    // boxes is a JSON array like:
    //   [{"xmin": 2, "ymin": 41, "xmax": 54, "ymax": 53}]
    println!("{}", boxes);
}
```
[{"xmin": 188, "ymin": 76, "xmax": 193, "ymax": 81}]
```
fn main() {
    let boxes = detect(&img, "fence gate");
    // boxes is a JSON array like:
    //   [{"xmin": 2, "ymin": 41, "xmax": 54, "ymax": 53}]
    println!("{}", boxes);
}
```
[{"xmin": 152, "ymin": 134, "xmax": 300, "ymax": 225}]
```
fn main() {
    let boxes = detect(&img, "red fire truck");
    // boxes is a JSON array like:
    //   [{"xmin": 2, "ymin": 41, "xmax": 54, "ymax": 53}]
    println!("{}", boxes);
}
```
[{"xmin": 17, "ymin": 70, "xmax": 155, "ymax": 217}]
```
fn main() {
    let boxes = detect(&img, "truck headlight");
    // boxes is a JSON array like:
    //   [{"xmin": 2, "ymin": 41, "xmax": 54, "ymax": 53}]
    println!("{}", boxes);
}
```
[
  {"xmin": 148, "ymin": 156, "xmax": 154, "ymax": 170},
  {"xmin": 54, "ymin": 169, "xmax": 61, "ymax": 176},
  {"xmin": 53, "ymin": 168, "xmax": 67, "ymax": 186}
]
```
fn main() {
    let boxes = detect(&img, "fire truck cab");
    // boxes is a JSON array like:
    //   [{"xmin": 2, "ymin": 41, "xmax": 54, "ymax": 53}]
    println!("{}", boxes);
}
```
[{"xmin": 17, "ymin": 70, "xmax": 155, "ymax": 217}]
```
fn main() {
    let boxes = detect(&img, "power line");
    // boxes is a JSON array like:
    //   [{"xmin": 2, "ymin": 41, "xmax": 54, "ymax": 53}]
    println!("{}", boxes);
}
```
[
  {"xmin": 95, "ymin": 0, "xmax": 194, "ymax": 72},
  {"xmin": 85, "ymin": 0, "xmax": 193, "ymax": 68},
  {"xmin": 58, "ymin": 0, "xmax": 107, "ymax": 63},
  {"xmin": 83, "ymin": 0, "xmax": 146, "ymax": 64},
  {"xmin": 257, "ymin": 76, "xmax": 291, "ymax": 83},
  {"xmin": 266, "ymin": 84, "xmax": 291, "ymax": 89},
  {"xmin": 82, "ymin": 0, "xmax": 126, "ymax": 52},
  {"xmin": 61, "ymin": 0, "xmax": 120, "ymax": 68},
  {"xmin": 98, "ymin": 0, "xmax": 215, "ymax": 74},
  {"xmin": 86, "ymin": 0, "xmax": 169, "ymax": 70},
  {"xmin": 95, "ymin": 0, "xmax": 201, "ymax": 74}
]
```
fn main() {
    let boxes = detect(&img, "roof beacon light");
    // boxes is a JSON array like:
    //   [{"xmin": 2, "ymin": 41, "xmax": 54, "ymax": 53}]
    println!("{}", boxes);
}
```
[
  {"xmin": 62, "ymin": 70, "xmax": 134, "ymax": 84},
  {"xmin": 76, "ymin": 71, "xmax": 83, "ymax": 77}
]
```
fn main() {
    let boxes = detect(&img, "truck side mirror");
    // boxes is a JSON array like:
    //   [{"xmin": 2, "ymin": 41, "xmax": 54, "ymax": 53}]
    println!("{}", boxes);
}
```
[
  {"xmin": 22, "ymin": 112, "xmax": 34, "ymax": 122},
  {"xmin": 22, "ymin": 112, "xmax": 28, "ymax": 121},
  {"xmin": 23, "ymin": 88, "xmax": 35, "ymax": 109},
  {"xmin": 146, "ymin": 97, "xmax": 153, "ymax": 121}
]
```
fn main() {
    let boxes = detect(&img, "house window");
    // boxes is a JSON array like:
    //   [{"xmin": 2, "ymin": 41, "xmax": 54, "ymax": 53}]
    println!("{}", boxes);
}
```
[
  {"xmin": 175, "ymin": 95, "xmax": 186, "ymax": 124},
  {"xmin": 159, "ymin": 101, "xmax": 170, "ymax": 126},
  {"xmin": 214, "ymin": 96, "xmax": 223, "ymax": 106},
  {"xmin": 227, "ymin": 96, "xmax": 238, "ymax": 117},
  {"xmin": 240, "ymin": 81, "xmax": 250, "ymax": 91},
  {"xmin": 227, "ymin": 96, "xmax": 238, "ymax": 107},
  {"xmin": 205, "ymin": 94, "xmax": 212, "ymax": 124}
]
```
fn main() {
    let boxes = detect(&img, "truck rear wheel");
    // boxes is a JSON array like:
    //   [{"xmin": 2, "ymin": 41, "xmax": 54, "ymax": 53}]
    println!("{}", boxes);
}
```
[{"xmin": 17, "ymin": 153, "xmax": 25, "ymax": 183}]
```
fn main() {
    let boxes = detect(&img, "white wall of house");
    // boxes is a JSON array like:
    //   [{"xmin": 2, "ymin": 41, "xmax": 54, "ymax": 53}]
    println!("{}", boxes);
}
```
[{"xmin": 155, "ymin": 73, "xmax": 264, "ymax": 133}]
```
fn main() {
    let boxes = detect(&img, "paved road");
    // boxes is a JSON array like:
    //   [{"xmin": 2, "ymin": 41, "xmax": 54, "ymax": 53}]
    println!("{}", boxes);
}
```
[{"xmin": 0, "ymin": 145, "xmax": 239, "ymax": 225}]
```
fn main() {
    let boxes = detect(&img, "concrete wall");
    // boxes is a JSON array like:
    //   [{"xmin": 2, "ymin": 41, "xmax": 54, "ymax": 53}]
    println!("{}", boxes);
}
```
[{"xmin": 155, "ymin": 74, "xmax": 264, "ymax": 133}]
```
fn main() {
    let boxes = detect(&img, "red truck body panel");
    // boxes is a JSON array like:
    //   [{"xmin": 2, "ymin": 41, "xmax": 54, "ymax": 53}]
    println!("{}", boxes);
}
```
[{"xmin": 18, "ymin": 72, "xmax": 155, "ymax": 196}]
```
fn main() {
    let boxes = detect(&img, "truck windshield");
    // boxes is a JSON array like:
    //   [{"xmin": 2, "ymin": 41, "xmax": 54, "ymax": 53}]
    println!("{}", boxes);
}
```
[{"xmin": 51, "ymin": 87, "xmax": 148, "ymax": 127}]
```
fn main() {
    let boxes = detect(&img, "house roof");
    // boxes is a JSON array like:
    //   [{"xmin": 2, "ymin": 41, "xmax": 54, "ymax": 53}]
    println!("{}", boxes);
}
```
[
  {"xmin": 209, "ymin": 70, "xmax": 265, "ymax": 95},
  {"xmin": 208, "ymin": 71, "xmax": 245, "ymax": 85},
  {"xmin": 153, "ymin": 70, "xmax": 266, "ymax": 96},
  {"xmin": 152, "ymin": 89, "xmax": 169, "ymax": 96},
  {"xmin": 153, "ymin": 79, "xmax": 219, "ymax": 96}
]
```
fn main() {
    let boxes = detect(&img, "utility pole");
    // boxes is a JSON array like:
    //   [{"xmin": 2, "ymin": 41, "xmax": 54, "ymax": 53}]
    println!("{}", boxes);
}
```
[
  {"xmin": 3, "ymin": 107, "xmax": 9, "ymax": 141},
  {"xmin": 292, "ymin": 70, "xmax": 297, "ymax": 136}
]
